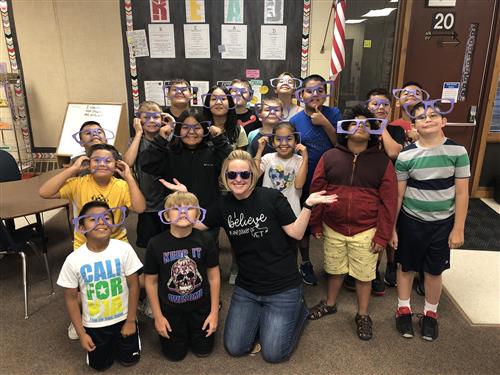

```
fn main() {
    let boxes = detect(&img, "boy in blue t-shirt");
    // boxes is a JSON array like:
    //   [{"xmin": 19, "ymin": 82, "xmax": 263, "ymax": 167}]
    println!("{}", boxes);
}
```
[{"xmin": 290, "ymin": 74, "xmax": 342, "ymax": 285}]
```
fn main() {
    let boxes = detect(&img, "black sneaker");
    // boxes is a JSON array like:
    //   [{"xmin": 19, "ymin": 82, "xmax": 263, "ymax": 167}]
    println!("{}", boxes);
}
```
[
  {"xmin": 355, "ymin": 314, "xmax": 373, "ymax": 341},
  {"xmin": 419, "ymin": 312, "xmax": 438, "ymax": 341},
  {"xmin": 395, "ymin": 307, "xmax": 414, "ymax": 338},
  {"xmin": 384, "ymin": 262, "xmax": 397, "ymax": 287},
  {"xmin": 343, "ymin": 274, "xmax": 356, "ymax": 291},
  {"xmin": 371, "ymin": 271, "xmax": 386, "ymax": 296},
  {"xmin": 299, "ymin": 261, "xmax": 318, "ymax": 285}
]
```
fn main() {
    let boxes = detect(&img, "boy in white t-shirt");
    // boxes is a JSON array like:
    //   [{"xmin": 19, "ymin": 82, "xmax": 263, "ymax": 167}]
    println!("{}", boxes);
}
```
[
  {"xmin": 254, "ymin": 122, "xmax": 308, "ymax": 217},
  {"xmin": 57, "ymin": 201, "xmax": 143, "ymax": 371}
]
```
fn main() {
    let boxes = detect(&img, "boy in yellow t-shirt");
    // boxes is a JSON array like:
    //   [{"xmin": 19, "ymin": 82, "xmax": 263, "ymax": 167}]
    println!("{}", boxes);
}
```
[{"xmin": 39, "ymin": 144, "xmax": 146, "ymax": 249}]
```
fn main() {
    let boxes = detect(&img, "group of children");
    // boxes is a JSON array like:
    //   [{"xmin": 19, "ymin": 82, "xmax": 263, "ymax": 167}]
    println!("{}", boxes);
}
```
[{"xmin": 37, "ymin": 74, "xmax": 469, "ymax": 370}]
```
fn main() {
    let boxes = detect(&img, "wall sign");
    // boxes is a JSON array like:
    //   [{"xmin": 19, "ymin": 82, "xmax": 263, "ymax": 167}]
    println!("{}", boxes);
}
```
[{"xmin": 432, "ymin": 12, "xmax": 455, "ymax": 31}]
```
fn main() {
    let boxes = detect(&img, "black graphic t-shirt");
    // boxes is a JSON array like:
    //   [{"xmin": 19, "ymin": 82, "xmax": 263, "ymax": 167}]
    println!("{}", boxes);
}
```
[
  {"xmin": 237, "ymin": 110, "xmax": 262, "ymax": 135},
  {"xmin": 144, "ymin": 229, "xmax": 219, "ymax": 311},
  {"xmin": 205, "ymin": 187, "xmax": 300, "ymax": 295}
]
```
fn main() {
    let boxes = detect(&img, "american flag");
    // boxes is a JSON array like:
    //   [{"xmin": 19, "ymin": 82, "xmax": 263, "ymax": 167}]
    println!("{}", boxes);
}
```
[{"xmin": 329, "ymin": 0, "xmax": 346, "ymax": 80}]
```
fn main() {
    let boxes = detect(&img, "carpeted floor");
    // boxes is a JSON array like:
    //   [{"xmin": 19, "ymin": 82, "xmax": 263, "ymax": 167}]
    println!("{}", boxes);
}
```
[
  {"xmin": 1, "ymin": 210, "xmax": 499, "ymax": 375},
  {"xmin": 463, "ymin": 199, "xmax": 500, "ymax": 251}
]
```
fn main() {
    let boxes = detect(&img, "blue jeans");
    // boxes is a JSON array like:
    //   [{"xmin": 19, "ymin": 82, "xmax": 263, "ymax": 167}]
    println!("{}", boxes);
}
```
[{"xmin": 224, "ymin": 285, "xmax": 308, "ymax": 363}]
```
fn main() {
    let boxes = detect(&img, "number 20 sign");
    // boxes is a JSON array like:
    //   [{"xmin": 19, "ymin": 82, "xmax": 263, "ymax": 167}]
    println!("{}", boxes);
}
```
[{"xmin": 432, "ymin": 12, "xmax": 455, "ymax": 31}]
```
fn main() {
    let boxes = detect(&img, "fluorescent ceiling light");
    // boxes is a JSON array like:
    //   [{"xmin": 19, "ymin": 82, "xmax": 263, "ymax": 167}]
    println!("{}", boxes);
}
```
[
  {"xmin": 390, "ymin": 0, "xmax": 399, "ymax": 3},
  {"xmin": 345, "ymin": 19, "xmax": 367, "ymax": 24},
  {"xmin": 362, "ymin": 8, "xmax": 397, "ymax": 17}
]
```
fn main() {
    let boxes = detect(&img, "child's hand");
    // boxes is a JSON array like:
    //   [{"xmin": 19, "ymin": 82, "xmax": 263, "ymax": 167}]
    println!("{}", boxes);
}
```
[
  {"xmin": 115, "ymin": 160, "xmax": 133, "ymax": 179},
  {"xmin": 159, "ymin": 178, "xmax": 187, "ymax": 192},
  {"xmin": 121, "ymin": 320, "xmax": 137, "ymax": 337},
  {"xmin": 305, "ymin": 191, "xmax": 338, "ymax": 206},
  {"xmin": 161, "ymin": 112, "xmax": 176, "ymax": 126},
  {"xmin": 406, "ymin": 128, "xmax": 419, "ymax": 142},
  {"xmin": 448, "ymin": 227, "xmax": 464, "ymax": 249},
  {"xmin": 202, "ymin": 311, "xmax": 218, "ymax": 337},
  {"xmin": 79, "ymin": 332, "xmax": 96, "ymax": 352},
  {"xmin": 133, "ymin": 118, "xmax": 143, "ymax": 136},
  {"xmin": 311, "ymin": 106, "xmax": 330, "ymax": 127},
  {"xmin": 155, "ymin": 315, "xmax": 172, "ymax": 338},
  {"xmin": 209, "ymin": 125, "xmax": 222, "ymax": 137},
  {"xmin": 159, "ymin": 115, "xmax": 174, "ymax": 139},
  {"xmin": 257, "ymin": 136, "xmax": 268, "ymax": 150},
  {"xmin": 389, "ymin": 229, "xmax": 398, "ymax": 249},
  {"xmin": 295, "ymin": 144, "xmax": 307, "ymax": 156},
  {"xmin": 70, "ymin": 156, "xmax": 90, "ymax": 174},
  {"xmin": 371, "ymin": 241, "xmax": 385, "ymax": 254}
]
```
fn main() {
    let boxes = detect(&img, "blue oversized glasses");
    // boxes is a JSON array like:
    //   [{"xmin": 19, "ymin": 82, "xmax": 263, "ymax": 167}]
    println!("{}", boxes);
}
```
[
  {"xmin": 171, "ymin": 121, "xmax": 212, "ymax": 138},
  {"xmin": 270, "ymin": 132, "xmax": 301, "ymax": 148},
  {"xmin": 336, "ymin": 118, "xmax": 388, "ymax": 135},
  {"xmin": 73, "ymin": 206, "xmax": 127, "ymax": 234},
  {"xmin": 201, "ymin": 93, "xmax": 236, "ymax": 109},
  {"xmin": 72, "ymin": 128, "xmax": 115, "ymax": 146},
  {"xmin": 89, "ymin": 156, "xmax": 116, "ymax": 174},
  {"xmin": 403, "ymin": 99, "xmax": 455, "ymax": 119},
  {"xmin": 158, "ymin": 205, "xmax": 206, "ymax": 225},
  {"xmin": 366, "ymin": 98, "xmax": 391, "ymax": 109},
  {"xmin": 295, "ymin": 80, "xmax": 335, "ymax": 104},
  {"xmin": 135, "ymin": 111, "xmax": 163, "ymax": 127},
  {"xmin": 227, "ymin": 86, "xmax": 254, "ymax": 102},
  {"xmin": 254, "ymin": 103, "xmax": 285, "ymax": 120},
  {"xmin": 164, "ymin": 85, "xmax": 194, "ymax": 99},
  {"xmin": 392, "ymin": 88, "xmax": 430, "ymax": 101},
  {"xmin": 270, "ymin": 77, "xmax": 303, "ymax": 89}
]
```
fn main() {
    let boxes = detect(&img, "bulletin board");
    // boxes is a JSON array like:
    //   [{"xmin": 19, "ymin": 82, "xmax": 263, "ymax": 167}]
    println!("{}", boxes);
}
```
[{"xmin": 119, "ymin": 0, "xmax": 311, "ymax": 122}]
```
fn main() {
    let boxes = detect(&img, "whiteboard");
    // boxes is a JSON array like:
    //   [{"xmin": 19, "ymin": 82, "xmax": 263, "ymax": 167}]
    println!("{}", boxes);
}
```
[{"xmin": 56, "ymin": 103, "xmax": 125, "ymax": 156}]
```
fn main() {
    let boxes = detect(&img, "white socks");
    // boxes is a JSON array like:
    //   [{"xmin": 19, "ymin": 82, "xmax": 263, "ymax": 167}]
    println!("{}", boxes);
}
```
[
  {"xmin": 397, "ymin": 298, "xmax": 411, "ymax": 311},
  {"xmin": 424, "ymin": 300, "xmax": 439, "ymax": 315}
]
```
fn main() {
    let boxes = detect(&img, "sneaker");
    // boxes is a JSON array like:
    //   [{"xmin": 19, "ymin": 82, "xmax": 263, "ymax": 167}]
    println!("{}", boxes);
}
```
[
  {"xmin": 384, "ymin": 262, "xmax": 397, "ymax": 287},
  {"xmin": 395, "ymin": 306, "xmax": 414, "ymax": 338},
  {"xmin": 419, "ymin": 311, "xmax": 438, "ymax": 341},
  {"xmin": 299, "ymin": 261, "xmax": 318, "ymax": 285},
  {"xmin": 355, "ymin": 314, "xmax": 373, "ymax": 341},
  {"xmin": 371, "ymin": 271, "xmax": 386, "ymax": 296},
  {"xmin": 415, "ymin": 271, "xmax": 425, "ymax": 296},
  {"xmin": 68, "ymin": 322, "xmax": 79, "ymax": 340},
  {"xmin": 138, "ymin": 298, "xmax": 154, "ymax": 319},
  {"xmin": 343, "ymin": 274, "xmax": 356, "ymax": 291}
]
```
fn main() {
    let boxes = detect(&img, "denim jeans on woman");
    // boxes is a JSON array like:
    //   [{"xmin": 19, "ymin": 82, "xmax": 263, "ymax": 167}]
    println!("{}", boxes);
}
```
[{"xmin": 224, "ymin": 285, "xmax": 308, "ymax": 363}]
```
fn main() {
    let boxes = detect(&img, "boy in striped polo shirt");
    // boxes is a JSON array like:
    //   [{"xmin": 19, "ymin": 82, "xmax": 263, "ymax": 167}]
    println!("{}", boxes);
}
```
[{"xmin": 391, "ymin": 101, "xmax": 470, "ymax": 341}]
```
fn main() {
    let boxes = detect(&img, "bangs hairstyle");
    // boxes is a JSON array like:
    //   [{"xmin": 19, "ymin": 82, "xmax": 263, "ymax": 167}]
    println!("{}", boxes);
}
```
[
  {"xmin": 87, "ymin": 143, "xmax": 121, "ymax": 160},
  {"xmin": 220, "ymin": 150, "xmax": 259, "ymax": 192},
  {"xmin": 336, "ymin": 105, "xmax": 380, "ymax": 148},
  {"xmin": 272, "ymin": 122, "xmax": 300, "ymax": 142},
  {"xmin": 203, "ymin": 85, "xmax": 239, "ymax": 143},
  {"xmin": 230, "ymin": 78, "xmax": 252, "ymax": 91},
  {"xmin": 138, "ymin": 100, "xmax": 162, "ymax": 112},
  {"xmin": 261, "ymin": 97, "xmax": 284, "ymax": 111},
  {"xmin": 79, "ymin": 121, "xmax": 102, "ymax": 133},
  {"xmin": 164, "ymin": 191, "xmax": 200, "ymax": 209},
  {"xmin": 303, "ymin": 74, "xmax": 327, "ymax": 89},
  {"xmin": 169, "ymin": 108, "xmax": 209, "ymax": 153},
  {"xmin": 410, "ymin": 101, "xmax": 445, "ymax": 123},
  {"xmin": 366, "ymin": 88, "xmax": 392, "ymax": 101},
  {"xmin": 78, "ymin": 200, "xmax": 111, "ymax": 227}
]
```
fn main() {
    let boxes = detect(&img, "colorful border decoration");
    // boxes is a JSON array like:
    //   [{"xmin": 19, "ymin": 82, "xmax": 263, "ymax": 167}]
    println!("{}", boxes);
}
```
[
  {"xmin": 124, "ymin": 0, "xmax": 140, "ymax": 112},
  {"xmin": 301, "ymin": 0, "xmax": 311, "ymax": 79},
  {"xmin": 0, "ymin": 0, "xmax": 33, "ymax": 163}
]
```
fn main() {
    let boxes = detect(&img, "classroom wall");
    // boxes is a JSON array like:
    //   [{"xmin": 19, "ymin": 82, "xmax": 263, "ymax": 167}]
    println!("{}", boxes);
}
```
[
  {"xmin": 11, "ymin": 0, "xmax": 127, "ymax": 149},
  {"xmin": 308, "ymin": 0, "xmax": 333, "ymax": 79}
]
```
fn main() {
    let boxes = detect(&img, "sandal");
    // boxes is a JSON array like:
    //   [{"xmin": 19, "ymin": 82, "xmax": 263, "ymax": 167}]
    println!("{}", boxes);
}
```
[{"xmin": 307, "ymin": 300, "xmax": 337, "ymax": 320}]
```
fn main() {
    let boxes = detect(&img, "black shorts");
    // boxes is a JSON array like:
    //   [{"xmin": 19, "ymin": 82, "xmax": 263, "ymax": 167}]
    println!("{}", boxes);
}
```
[
  {"xmin": 159, "ymin": 304, "xmax": 214, "ymax": 361},
  {"xmin": 395, "ymin": 211, "xmax": 454, "ymax": 276},
  {"xmin": 136, "ymin": 211, "xmax": 167, "ymax": 248},
  {"xmin": 85, "ymin": 320, "xmax": 141, "ymax": 371}
]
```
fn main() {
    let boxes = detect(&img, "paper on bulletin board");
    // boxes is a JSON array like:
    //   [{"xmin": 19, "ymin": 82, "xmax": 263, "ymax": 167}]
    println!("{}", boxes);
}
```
[
  {"xmin": 224, "ymin": 0, "xmax": 244, "ymax": 24},
  {"xmin": 441, "ymin": 82, "xmax": 460, "ymax": 102},
  {"xmin": 190, "ymin": 80, "xmax": 209, "ymax": 107},
  {"xmin": 185, "ymin": 0, "xmax": 205, "ymax": 23},
  {"xmin": 221, "ymin": 25, "xmax": 247, "ymax": 59},
  {"xmin": 144, "ymin": 81, "xmax": 166, "ymax": 106},
  {"xmin": 126, "ymin": 30, "xmax": 149, "ymax": 57},
  {"xmin": 249, "ymin": 79, "xmax": 263, "ymax": 105},
  {"xmin": 150, "ymin": 0, "xmax": 170, "ymax": 23},
  {"xmin": 260, "ymin": 25, "xmax": 287, "ymax": 60},
  {"xmin": 184, "ymin": 24, "xmax": 211, "ymax": 58},
  {"xmin": 264, "ymin": 0, "xmax": 284, "ymax": 24},
  {"xmin": 149, "ymin": 24, "xmax": 176, "ymax": 58}
]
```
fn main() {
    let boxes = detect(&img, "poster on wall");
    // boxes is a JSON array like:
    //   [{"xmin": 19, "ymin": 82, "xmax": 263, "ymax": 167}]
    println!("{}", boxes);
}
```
[
  {"xmin": 190, "ymin": 80, "xmax": 210, "ymax": 107},
  {"xmin": 144, "ymin": 81, "xmax": 166, "ymax": 106},
  {"xmin": 224, "ymin": 0, "xmax": 244, "ymax": 24},
  {"xmin": 150, "ymin": 0, "xmax": 170, "ymax": 23},
  {"xmin": 221, "ymin": 25, "xmax": 247, "ymax": 59},
  {"xmin": 126, "ymin": 29, "xmax": 149, "ymax": 57},
  {"xmin": 184, "ymin": 24, "xmax": 211, "ymax": 58},
  {"xmin": 148, "ymin": 24, "xmax": 176, "ymax": 58},
  {"xmin": 260, "ymin": 25, "xmax": 287, "ymax": 60},
  {"xmin": 264, "ymin": 0, "xmax": 284, "ymax": 24},
  {"xmin": 185, "ymin": 0, "xmax": 205, "ymax": 23}
]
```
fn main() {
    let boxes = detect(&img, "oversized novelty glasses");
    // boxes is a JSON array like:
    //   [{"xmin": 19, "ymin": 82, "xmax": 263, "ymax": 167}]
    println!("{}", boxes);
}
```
[
  {"xmin": 225, "ymin": 171, "xmax": 252, "ymax": 180},
  {"xmin": 157, "ymin": 205, "xmax": 206, "ymax": 225},
  {"xmin": 366, "ymin": 98, "xmax": 391, "ymax": 109},
  {"xmin": 72, "ymin": 206, "xmax": 127, "ymax": 234},
  {"xmin": 201, "ymin": 93, "xmax": 236, "ymax": 109},
  {"xmin": 227, "ymin": 86, "xmax": 254, "ymax": 102},
  {"xmin": 254, "ymin": 103, "xmax": 284, "ymax": 120},
  {"xmin": 295, "ymin": 80, "xmax": 335, "ymax": 104},
  {"xmin": 135, "ymin": 111, "xmax": 163, "ymax": 127},
  {"xmin": 392, "ymin": 88, "xmax": 430, "ymax": 101},
  {"xmin": 270, "ymin": 77, "xmax": 303, "ymax": 89},
  {"xmin": 171, "ymin": 121, "xmax": 212, "ymax": 138},
  {"xmin": 164, "ymin": 85, "xmax": 194, "ymax": 99},
  {"xmin": 89, "ymin": 156, "xmax": 116, "ymax": 174},
  {"xmin": 403, "ymin": 99, "xmax": 455, "ymax": 119},
  {"xmin": 336, "ymin": 118, "xmax": 388, "ymax": 135},
  {"xmin": 72, "ymin": 128, "xmax": 115, "ymax": 146},
  {"xmin": 270, "ymin": 133, "xmax": 301, "ymax": 148}
]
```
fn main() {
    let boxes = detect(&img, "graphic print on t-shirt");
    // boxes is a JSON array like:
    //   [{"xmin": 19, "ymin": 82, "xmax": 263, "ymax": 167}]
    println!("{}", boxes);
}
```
[
  {"xmin": 163, "ymin": 248, "xmax": 204, "ymax": 304},
  {"xmin": 268, "ymin": 164, "xmax": 295, "ymax": 191},
  {"xmin": 90, "ymin": 193, "xmax": 108, "ymax": 203},
  {"xmin": 227, "ymin": 212, "xmax": 269, "ymax": 238},
  {"xmin": 81, "ymin": 258, "xmax": 124, "ymax": 323}
]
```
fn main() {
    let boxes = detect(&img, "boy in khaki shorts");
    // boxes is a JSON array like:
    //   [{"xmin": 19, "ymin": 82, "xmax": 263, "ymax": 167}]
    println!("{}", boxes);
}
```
[{"xmin": 308, "ymin": 105, "xmax": 397, "ymax": 340}]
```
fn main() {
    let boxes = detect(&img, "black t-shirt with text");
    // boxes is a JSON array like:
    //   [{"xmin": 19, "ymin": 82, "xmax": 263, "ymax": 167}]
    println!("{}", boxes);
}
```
[
  {"xmin": 204, "ymin": 187, "xmax": 300, "ymax": 295},
  {"xmin": 237, "ymin": 110, "xmax": 262, "ymax": 135},
  {"xmin": 144, "ymin": 229, "xmax": 218, "ymax": 311}
]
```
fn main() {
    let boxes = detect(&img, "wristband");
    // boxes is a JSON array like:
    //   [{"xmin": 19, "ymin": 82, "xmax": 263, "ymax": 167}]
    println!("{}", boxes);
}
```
[{"xmin": 303, "ymin": 202, "xmax": 314, "ymax": 210}]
